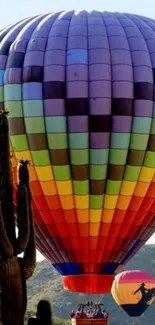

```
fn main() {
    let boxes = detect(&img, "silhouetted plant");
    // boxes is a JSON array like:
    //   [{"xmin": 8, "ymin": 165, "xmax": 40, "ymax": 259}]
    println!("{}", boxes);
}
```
[{"xmin": 0, "ymin": 111, "xmax": 36, "ymax": 325}]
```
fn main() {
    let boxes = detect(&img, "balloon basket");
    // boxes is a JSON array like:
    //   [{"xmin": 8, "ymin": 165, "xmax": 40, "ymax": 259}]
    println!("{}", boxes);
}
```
[
  {"xmin": 63, "ymin": 275, "xmax": 114, "ymax": 294},
  {"xmin": 71, "ymin": 319, "xmax": 108, "ymax": 325}
]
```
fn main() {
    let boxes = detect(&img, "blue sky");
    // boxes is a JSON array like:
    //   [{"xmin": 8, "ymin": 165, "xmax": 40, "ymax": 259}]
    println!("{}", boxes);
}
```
[
  {"xmin": 1, "ymin": 0, "xmax": 155, "ymax": 28},
  {"xmin": 1, "ymin": 0, "xmax": 155, "ymax": 261}
]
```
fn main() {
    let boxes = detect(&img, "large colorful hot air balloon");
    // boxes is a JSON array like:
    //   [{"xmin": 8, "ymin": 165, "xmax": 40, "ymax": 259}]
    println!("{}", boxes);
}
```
[
  {"xmin": 111, "ymin": 270, "xmax": 155, "ymax": 317},
  {"xmin": 0, "ymin": 10, "xmax": 155, "ymax": 294}
]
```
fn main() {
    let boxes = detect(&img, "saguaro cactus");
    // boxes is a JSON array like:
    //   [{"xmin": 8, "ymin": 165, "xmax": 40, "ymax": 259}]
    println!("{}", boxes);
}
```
[{"xmin": 0, "ymin": 111, "xmax": 36, "ymax": 325}]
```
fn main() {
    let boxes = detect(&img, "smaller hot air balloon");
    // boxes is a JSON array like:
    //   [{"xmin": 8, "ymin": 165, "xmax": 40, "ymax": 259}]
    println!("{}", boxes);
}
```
[{"xmin": 111, "ymin": 270, "xmax": 155, "ymax": 317}]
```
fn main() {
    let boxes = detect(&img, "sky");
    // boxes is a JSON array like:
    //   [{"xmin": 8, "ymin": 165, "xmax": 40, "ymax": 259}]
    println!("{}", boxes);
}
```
[
  {"xmin": 1, "ymin": 0, "xmax": 155, "ymax": 261},
  {"xmin": 1, "ymin": 0, "xmax": 155, "ymax": 29}
]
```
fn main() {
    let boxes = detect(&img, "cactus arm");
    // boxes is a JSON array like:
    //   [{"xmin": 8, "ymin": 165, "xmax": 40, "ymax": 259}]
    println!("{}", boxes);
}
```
[
  {"xmin": 15, "ymin": 185, "xmax": 30, "ymax": 255},
  {"xmin": 0, "ymin": 201, "xmax": 14, "ymax": 257},
  {"xmin": 17, "ymin": 160, "xmax": 36, "ymax": 279},
  {"xmin": 17, "ymin": 159, "xmax": 30, "ymax": 187},
  {"xmin": 22, "ymin": 195, "xmax": 36, "ymax": 279}
]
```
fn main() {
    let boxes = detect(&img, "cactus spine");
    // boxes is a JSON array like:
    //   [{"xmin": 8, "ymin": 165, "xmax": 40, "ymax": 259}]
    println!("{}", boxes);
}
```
[{"xmin": 0, "ymin": 111, "xmax": 36, "ymax": 325}]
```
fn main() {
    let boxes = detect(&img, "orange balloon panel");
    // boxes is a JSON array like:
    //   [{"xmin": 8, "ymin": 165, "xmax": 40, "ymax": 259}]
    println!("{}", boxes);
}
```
[{"xmin": 111, "ymin": 270, "xmax": 155, "ymax": 317}]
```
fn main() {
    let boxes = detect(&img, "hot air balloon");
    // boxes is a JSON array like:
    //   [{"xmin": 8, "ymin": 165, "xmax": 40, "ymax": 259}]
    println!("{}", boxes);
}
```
[
  {"xmin": 111, "ymin": 270, "xmax": 155, "ymax": 317},
  {"xmin": 0, "ymin": 10, "xmax": 155, "ymax": 294}
]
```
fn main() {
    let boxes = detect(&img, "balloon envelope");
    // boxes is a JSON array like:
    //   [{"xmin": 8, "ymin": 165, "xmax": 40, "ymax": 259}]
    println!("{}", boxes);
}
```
[
  {"xmin": 0, "ymin": 10, "xmax": 155, "ymax": 293},
  {"xmin": 111, "ymin": 270, "xmax": 155, "ymax": 317}
]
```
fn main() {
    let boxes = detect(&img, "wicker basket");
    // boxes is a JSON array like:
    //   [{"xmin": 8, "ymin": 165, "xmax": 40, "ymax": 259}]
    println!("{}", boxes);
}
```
[{"xmin": 71, "ymin": 318, "xmax": 108, "ymax": 325}]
